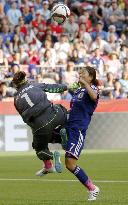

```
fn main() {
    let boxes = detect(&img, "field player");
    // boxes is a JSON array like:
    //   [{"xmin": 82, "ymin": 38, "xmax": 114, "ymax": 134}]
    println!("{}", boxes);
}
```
[
  {"xmin": 62, "ymin": 66, "xmax": 100, "ymax": 201},
  {"xmin": 12, "ymin": 71, "xmax": 67, "ymax": 176}
]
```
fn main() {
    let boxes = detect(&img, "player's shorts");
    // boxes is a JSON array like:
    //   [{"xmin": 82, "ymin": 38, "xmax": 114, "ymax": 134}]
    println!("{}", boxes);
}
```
[{"xmin": 65, "ymin": 126, "xmax": 86, "ymax": 159}]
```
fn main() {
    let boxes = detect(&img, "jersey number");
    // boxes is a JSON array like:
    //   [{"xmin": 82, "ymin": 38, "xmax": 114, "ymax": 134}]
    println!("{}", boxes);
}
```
[{"xmin": 21, "ymin": 93, "xmax": 34, "ymax": 107}]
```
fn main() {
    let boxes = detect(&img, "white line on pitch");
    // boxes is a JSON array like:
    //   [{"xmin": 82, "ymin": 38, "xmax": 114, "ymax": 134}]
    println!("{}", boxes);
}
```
[{"xmin": 0, "ymin": 179, "xmax": 128, "ymax": 183}]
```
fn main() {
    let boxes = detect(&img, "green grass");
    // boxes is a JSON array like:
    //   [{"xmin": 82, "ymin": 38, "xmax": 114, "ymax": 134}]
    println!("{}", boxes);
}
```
[{"xmin": 0, "ymin": 150, "xmax": 128, "ymax": 205}]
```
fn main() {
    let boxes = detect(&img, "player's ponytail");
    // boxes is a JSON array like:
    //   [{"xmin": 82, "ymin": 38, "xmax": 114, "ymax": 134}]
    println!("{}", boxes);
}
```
[{"xmin": 12, "ymin": 71, "xmax": 27, "ymax": 89}]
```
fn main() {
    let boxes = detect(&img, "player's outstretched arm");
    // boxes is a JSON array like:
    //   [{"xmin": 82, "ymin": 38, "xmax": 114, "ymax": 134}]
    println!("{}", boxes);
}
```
[{"xmin": 39, "ymin": 83, "xmax": 68, "ymax": 93}]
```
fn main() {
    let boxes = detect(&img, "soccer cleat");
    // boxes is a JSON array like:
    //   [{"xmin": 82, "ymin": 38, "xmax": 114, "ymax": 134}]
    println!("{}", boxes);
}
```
[
  {"xmin": 88, "ymin": 186, "xmax": 100, "ymax": 201},
  {"xmin": 54, "ymin": 151, "xmax": 63, "ymax": 173},
  {"xmin": 35, "ymin": 166, "xmax": 56, "ymax": 177}
]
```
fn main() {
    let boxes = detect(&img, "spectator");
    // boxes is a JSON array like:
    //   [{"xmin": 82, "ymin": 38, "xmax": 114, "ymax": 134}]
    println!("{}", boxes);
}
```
[
  {"xmin": 7, "ymin": 2, "xmax": 22, "ymax": 26},
  {"xmin": 107, "ymin": 51, "xmax": 122, "ymax": 78},
  {"xmin": 79, "ymin": 9, "xmax": 92, "ymax": 32},
  {"xmin": 19, "ymin": 45, "xmax": 29, "ymax": 64},
  {"xmin": 107, "ymin": 24, "xmax": 118, "ymax": 41},
  {"xmin": 78, "ymin": 23, "xmax": 92, "ymax": 47},
  {"xmin": 119, "ymin": 70, "xmax": 128, "ymax": 95},
  {"xmin": 89, "ymin": 47, "xmax": 105, "ymax": 78},
  {"xmin": 119, "ymin": 41, "xmax": 128, "ymax": 63},
  {"xmin": 102, "ymin": 72, "xmax": 115, "ymax": 99},
  {"xmin": 54, "ymin": 34, "xmax": 70, "ymax": 62},
  {"xmin": 36, "ymin": 1, "xmax": 50, "ymax": 21},
  {"xmin": 63, "ymin": 13, "xmax": 79, "ymax": 42},
  {"xmin": 107, "ymin": 0, "xmax": 125, "ymax": 35},
  {"xmin": 91, "ymin": 21, "xmax": 108, "ymax": 41},
  {"xmin": 0, "ymin": 48, "xmax": 8, "ymax": 70},
  {"xmin": 61, "ymin": 61, "xmax": 79, "ymax": 86},
  {"xmin": 0, "ymin": 2, "xmax": 5, "ymax": 19},
  {"xmin": 0, "ymin": 81, "xmax": 14, "ymax": 101},
  {"xmin": 90, "ymin": 34, "xmax": 110, "ymax": 55},
  {"xmin": 68, "ymin": 48, "xmax": 85, "ymax": 65},
  {"xmin": 22, "ymin": 5, "xmax": 33, "ymax": 24},
  {"xmin": 40, "ymin": 48, "xmax": 56, "ymax": 70},
  {"xmin": 93, "ymin": 0, "xmax": 106, "ymax": 23},
  {"xmin": 112, "ymin": 80, "xmax": 126, "ymax": 98}
]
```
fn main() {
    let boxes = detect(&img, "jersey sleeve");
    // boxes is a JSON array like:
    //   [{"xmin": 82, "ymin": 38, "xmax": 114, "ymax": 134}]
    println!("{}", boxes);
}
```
[{"xmin": 37, "ymin": 83, "xmax": 68, "ymax": 93}]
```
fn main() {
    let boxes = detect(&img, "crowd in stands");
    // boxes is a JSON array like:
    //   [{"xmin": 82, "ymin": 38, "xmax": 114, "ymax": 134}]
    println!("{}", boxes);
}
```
[{"xmin": 0, "ymin": 0, "xmax": 128, "ymax": 101}]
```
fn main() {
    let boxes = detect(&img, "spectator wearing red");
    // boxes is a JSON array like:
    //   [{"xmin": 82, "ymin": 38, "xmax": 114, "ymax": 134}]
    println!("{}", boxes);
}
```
[{"xmin": 79, "ymin": 9, "xmax": 92, "ymax": 32}]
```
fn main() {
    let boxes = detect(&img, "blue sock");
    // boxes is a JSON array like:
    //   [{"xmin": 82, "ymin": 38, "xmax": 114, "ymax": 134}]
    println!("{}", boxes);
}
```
[{"xmin": 71, "ymin": 166, "xmax": 89, "ymax": 184}]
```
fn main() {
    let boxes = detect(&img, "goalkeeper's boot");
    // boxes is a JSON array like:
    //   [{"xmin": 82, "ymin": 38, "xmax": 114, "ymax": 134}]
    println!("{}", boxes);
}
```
[
  {"xmin": 60, "ymin": 128, "xmax": 68, "ymax": 150},
  {"xmin": 36, "ymin": 166, "xmax": 56, "ymax": 177},
  {"xmin": 88, "ymin": 186, "xmax": 100, "ymax": 201},
  {"xmin": 54, "ymin": 151, "xmax": 63, "ymax": 173}
]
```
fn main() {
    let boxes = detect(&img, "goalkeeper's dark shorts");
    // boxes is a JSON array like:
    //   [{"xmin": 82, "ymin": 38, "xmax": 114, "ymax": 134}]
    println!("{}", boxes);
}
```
[{"xmin": 32, "ymin": 104, "xmax": 67, "ymax": 152}]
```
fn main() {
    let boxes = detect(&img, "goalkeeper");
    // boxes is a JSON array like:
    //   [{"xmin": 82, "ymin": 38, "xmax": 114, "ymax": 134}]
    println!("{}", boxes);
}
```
[{"xmin": 12, "ymin": 71, "xmax": 68, "ymax": 176}]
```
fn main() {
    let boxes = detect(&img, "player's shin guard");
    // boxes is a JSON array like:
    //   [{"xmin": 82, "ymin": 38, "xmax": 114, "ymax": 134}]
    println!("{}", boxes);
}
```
[{"xmin": 70, "ymin": 166, "xmax": 96, "ymax": 191}]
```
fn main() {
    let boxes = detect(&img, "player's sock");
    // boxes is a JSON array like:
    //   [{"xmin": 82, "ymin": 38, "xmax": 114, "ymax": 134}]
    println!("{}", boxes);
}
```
[
  {"xmin": 71, "ymin": 166, "xmax": 95, "ymax": 191},
  {"xmin": 43, "ymin": 160, "xmax": 53, "ymax": 170},
  {"xmin": 84, "ymin": 178, "xmax": 96, "ymax": 191}
]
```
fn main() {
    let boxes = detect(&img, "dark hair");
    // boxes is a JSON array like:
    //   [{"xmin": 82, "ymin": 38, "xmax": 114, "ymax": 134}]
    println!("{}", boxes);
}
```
[
  {"xmin": 84, "ymin": 66, "xmax": 99, "ymax": 86},
  {"xmin": 12, "ymin": 71, "xmax": 27, "ymax": 89}
]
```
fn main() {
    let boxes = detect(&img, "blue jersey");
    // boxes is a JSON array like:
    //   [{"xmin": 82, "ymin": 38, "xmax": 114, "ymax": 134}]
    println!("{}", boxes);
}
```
[
  {"xmin": 67, "ymin": 85, "xmax": 99, "ymax": 129},
  {"xmin": 66, "ymin": 85, "xmax": 99, "ymax": 159}
]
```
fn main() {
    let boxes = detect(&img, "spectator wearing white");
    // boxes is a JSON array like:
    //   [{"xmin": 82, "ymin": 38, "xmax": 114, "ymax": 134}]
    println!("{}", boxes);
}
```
[
  {"xmin": 112, "ymin": 80, "xmax": 126, "ymax": 99},
  {"xmin": 106, "ymin": 51, "xmax": 122, "ymax": 78},
  {"xmin": 0, "ymin": 49, "xmax": 8, "ymax": 72},
  {"xmin": 107, "ymin": 25, "xmax": 118, "ymax": 41},
  {"xmin": 73, "ymin": 40, "xmax": 87, "ymax": 60},
  {"xmin": 90, "ymin": 34, "xmax": 110, "ymax": 55},
  {"xmin": 39, "ymin": 39, "xmax": 57, "ymax": 64},
  {"xmin": 7, "ymin": 2, "xmax": 22, "ymax": 26},
  {"xmin": 63, "ymin": 13, "xmax": 79, "ymax": 42},
  {"xmin": 61, "ymin": 61, "xmax": 79, "ymax": 86},
  {"xmin": 78, "ymin": 23, "xmax": 92, "ymax": 47},
  {"xmin": 54, "ymin": 34, "xmax": 70, "ymax": 62},
  {"xmin": 102, "ymin": 72, "xmax": 115, "ymax": 99},
  {"xmin": 89, "ymin": 47, "xmax": 105, "ymax": 78},
  {"xmin": 40, "ymin": 49, "xmax": 56, "ymax": 71},
  {"xmin": 119, "ymin": 42, "xmax": 128, "ymax": 63},
  {"xmin": 119, "ymin": 70, "xmax": 128, "ymax": 95},
  {"xmin": 107, "ymin": 33, "xmax": 120, "ymax": 53},
  {"xmin": 36, "ymin": 1, "xmax": 50, "ymax": 21},
  {"xmin": 19, "ymin": 45, "xmax": 29, "ymax": 64},
  {"xmin": 22, "ymin": 35, "xmax": 31, "ymax": 52}
]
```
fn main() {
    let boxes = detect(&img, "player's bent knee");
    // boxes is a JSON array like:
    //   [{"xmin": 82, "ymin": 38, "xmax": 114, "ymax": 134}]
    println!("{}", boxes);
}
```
[
  {"xmin": 65, "ymin": 158, "xmax": 76, "ymax": 172},
  {"xmin": 36, "ymin": 149, "xmax": 53, "ymax": 161}
]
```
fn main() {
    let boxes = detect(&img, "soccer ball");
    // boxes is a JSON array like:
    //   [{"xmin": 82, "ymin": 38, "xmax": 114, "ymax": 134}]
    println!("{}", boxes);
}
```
[{"xmin": 51, "ymin": 3, "xmax": 70, "ymax": 24}]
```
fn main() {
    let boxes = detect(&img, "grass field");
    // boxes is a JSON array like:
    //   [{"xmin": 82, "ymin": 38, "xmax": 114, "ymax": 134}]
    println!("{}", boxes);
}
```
[{"xmin": 0, "ymin": 150, "xmax": 128, "ymax": 205}]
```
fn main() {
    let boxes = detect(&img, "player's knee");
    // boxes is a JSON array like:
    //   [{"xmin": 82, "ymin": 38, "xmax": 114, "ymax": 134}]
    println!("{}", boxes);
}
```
[
  {"xmin": 65, "ymin": 158, "xmax": 76, "ymax": 172},
  {"xmin": 36, "ymin": 149, "xmax": 53, "ymax": 161}
]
